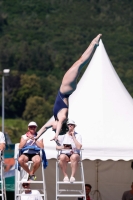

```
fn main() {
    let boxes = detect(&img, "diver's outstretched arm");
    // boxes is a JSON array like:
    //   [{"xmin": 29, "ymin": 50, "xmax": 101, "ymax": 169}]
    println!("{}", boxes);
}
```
[{"xmin": 36, "ymin": 120, "xmax": 55, "ymax": 140}]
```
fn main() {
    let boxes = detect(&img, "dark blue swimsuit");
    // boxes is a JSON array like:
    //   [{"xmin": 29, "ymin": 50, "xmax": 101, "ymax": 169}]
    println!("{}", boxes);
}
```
[{"xmin": 53, "ymin": 91, "xmax": 70, "ymax": 120}]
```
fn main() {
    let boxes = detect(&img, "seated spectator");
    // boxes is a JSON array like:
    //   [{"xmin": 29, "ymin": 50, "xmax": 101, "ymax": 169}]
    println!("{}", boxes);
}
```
[
  {"xmin": 21, "ymin": 179, "xmax": 43, "ymax": 200},
  {"xmin": 78, "ymin": 184, "xmax": 93, "ymax": 200},
  {"xmin": 18, "ymin": 122, "xmax": 44, "ymax": 181},
  {"xmin": 0, "ymin": 131, "xmax": 5, "ymax": 152},
  {"xmin": 56, "ymin": 119, "xmax": 82, "ymax": 182},
  {"xmin": 122, "ymin": 182, "xmax": 133, "ymax": 200}
]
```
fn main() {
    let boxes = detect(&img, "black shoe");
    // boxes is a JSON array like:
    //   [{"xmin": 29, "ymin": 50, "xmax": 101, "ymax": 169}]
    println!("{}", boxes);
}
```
[{"xmin": 28, "ymin": 174, "xmax": 36, "ymax": 181}]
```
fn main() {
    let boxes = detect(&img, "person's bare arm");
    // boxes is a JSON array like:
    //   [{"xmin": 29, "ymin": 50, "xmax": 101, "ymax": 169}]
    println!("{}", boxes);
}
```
[
  {"xmin": 71, "ymin": 132, "xmax": 82, "ymax": 149},
  {"xmin": 36, "ymin": 120, "xmax": 54, "ymax": 139},
  {"xmin": 0, "ymin": 143, "xmax": 5, "ymax": 151},
  {"xmin": 35, "ymin": 139, "xmax": 44, "ymax": 149},
  {"xmin": 56, "ymin": 145, "xmax": 64, "ymax": 150},
  {"xmin": 19, "ymin": 137, "xmax": 29, "ymax": 149}
]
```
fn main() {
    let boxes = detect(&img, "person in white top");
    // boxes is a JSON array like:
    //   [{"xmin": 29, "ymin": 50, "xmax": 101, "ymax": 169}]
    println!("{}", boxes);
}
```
[
  {"xmin": 18, "ymin": 122, "xmax": 44, "ymax": 181},
  {"xmin": 56, "ymin": 119, "xmax": 82, "ymax": 182},
  {"xmin": 21, "ymin": 180, "xmax": 43, "ymax": 200},
  {"xmin": 0, "ymin": 131, "xmax": 5, "ymax": 152}
]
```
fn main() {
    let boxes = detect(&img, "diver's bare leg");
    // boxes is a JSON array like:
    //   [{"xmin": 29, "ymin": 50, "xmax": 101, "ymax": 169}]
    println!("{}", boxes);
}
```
[{"xmin": 60, "ymin": 34, "xmax": 102, "ymax": 94}]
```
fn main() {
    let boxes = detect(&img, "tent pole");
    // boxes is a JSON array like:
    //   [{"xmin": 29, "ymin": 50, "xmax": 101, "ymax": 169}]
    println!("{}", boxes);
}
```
[
  {"xmin": 95, "ymin": 160, "xmax": 102, "ymax": 200},
  {"xmin": 96, "ymin": 160, "xmax": 99, "ymax": 200}
]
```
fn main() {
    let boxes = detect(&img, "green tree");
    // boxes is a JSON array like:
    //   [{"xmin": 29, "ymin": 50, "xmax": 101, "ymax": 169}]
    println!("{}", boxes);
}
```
[
  {"xmin": 22, "ymin": 96, "xmax": 52, "ymax": 127},
  {"xmin": 16, "ymin": 74, "xmax": 42, "ymax": 115}
]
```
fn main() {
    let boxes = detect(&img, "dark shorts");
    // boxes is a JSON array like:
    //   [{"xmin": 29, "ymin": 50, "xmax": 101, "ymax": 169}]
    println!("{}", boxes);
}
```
[
  {"xmin": 60, "ymin": 153, "xmax": 80, "ymax": 159},
  {"xmin": 61, "ymin": 153, "xmax": 72, "ymax": 158},
  {"xmin": 22, "ymin": 153, "xmax": 40, "ymax": 161}
]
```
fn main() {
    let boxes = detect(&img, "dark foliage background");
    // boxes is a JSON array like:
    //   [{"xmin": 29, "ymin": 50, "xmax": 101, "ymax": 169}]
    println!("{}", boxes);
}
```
[{"xmin": 0, "ymin": 0, "xmax": 133, "ymax": 142}]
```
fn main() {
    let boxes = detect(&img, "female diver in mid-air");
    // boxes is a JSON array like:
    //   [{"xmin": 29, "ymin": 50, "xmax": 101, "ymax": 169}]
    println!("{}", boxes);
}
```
[{"xmin": 35, "ymin": 34, "xmax": 102, "ymax": 142}]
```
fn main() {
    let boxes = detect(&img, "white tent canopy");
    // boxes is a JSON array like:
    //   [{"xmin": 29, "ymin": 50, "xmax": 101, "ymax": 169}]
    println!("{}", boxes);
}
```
[
  {"xmin": 68, "ymin": 39, "xmax": 133, "ymax": 161},
  {"xmin": 39, "ymin": 40, "xmax": 133, "ymax": 200}
]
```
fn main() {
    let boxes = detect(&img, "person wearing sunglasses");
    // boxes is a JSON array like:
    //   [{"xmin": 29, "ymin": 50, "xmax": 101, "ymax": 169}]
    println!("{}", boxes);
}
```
[
  {"xmin": 18, "ymin": 122, "xmax": 44, "ymax": 181},
  {"xmin": 21, "ymin": 180, "xmax": 43, "ymax": 200},
  {"xmin": 56, "ymin": 119, "xmax": 82, "ymax": 182}
]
